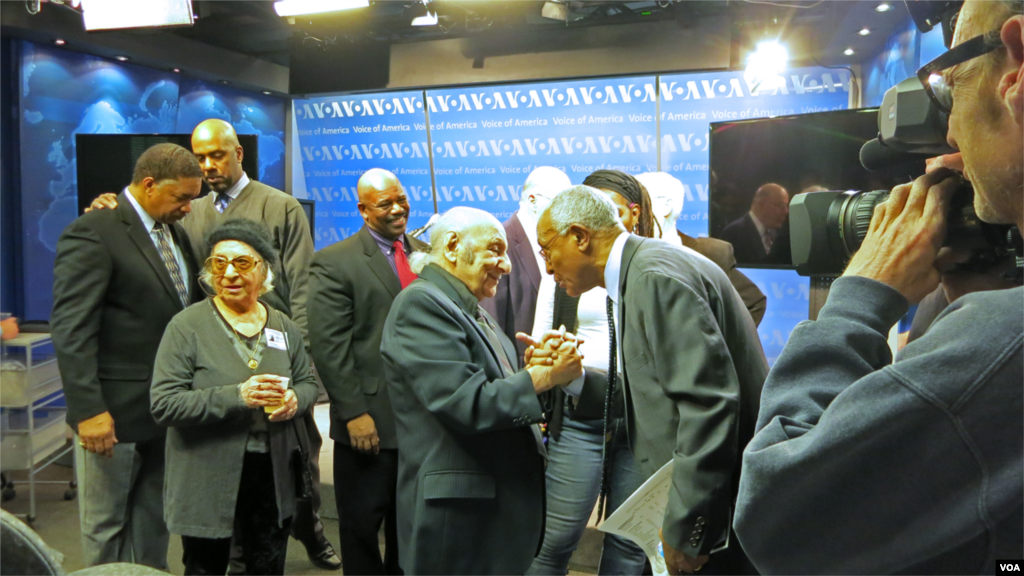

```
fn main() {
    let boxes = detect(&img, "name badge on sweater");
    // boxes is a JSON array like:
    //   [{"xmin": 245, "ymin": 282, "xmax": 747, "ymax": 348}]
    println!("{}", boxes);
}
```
[{"xmin": 265, "ymin": 328, "xmax": 287, "ymax": 350}]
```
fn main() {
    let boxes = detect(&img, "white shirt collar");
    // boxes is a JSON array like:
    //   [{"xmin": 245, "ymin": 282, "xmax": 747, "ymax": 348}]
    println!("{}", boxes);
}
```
[
  {"xmin": 221, "ymin": 171, "xmax": 250, "ymax": 201},
  {"xmin": 603, "ymin": 232, "xmax": 629, "ymax": 304},
  {"xmin": 748, "ymin": 211, "xmax": 768, "ymax": 237},
  {"xmin": 124, "ymin": 187, "xmax": 157, "ymax": 232}
]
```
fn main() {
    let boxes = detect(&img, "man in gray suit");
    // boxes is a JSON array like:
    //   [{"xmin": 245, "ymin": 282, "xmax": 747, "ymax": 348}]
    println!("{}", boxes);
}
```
[
  {"xmin": 380, "ymin": 207, "xmax": 584, "ymax": 575},
  {"xmin": 536, "ymin": 186, "xmax": 768, "ymax": 575}
]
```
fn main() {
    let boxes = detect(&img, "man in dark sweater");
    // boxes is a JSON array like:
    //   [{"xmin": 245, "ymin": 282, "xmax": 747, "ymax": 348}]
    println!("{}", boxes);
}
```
[{"xmin": 734, "ymin": 1, "xmax": 1024, "ymax": 572}]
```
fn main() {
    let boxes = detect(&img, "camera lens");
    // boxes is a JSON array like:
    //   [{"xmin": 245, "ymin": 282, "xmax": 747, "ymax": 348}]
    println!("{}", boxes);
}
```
[{"xmin": 826, "ymin": 189, "xmax": 890, "ymax": 258}]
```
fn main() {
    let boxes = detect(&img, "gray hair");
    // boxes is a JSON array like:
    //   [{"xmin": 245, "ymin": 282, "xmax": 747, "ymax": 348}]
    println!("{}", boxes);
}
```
[
  {"xmin": 544, "ymin": 185, "xmax": 626, "ymax": 237},
  {"xmin": 409, "ymin": 207, "xmax": 499, "ymax": 273},
  {"xmin": 199, "ymin": 261, "xmax": 275, "ymax": 296}
]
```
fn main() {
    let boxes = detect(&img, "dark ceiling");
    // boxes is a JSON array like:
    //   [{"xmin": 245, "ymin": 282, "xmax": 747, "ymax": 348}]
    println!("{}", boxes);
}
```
[{"xmin": 172, "ymin": 0, "xmax": 906, "ymax": 69}]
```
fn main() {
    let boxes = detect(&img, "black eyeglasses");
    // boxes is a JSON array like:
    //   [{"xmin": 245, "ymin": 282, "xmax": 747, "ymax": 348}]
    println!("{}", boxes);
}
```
[{"xmin": 917, "ymin": 29, "xmax": 1003, "ymax": 114}]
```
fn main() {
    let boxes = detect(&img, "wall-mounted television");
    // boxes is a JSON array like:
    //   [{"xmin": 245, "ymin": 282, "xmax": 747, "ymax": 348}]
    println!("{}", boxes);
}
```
[
  {"xmin": 75, "ymin": 133, "xmax": 259, "ymax": 215},
  {"xmin": 708, "ymin": 108, "xmax": 925, "ymax": 269}
]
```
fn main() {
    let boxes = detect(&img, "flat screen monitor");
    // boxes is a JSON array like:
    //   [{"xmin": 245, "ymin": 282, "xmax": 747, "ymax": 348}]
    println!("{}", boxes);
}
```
[
  {"xmin": 75, "ymin": 134, "xmax": 259, "ymax": 215},
  {"xmin": 708, "ymin": 108, "xmax": 925, "ymax": 269}
]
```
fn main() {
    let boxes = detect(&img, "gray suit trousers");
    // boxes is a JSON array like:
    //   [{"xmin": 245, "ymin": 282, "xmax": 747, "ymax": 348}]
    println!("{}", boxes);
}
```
[{"xmin": 74, "ymin": 435, "xmax": 169, "ymax": 569}]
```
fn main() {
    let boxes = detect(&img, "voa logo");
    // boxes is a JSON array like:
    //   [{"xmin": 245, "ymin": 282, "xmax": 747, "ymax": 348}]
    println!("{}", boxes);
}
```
[
  {"xmin": 437, "ymin": 184, "xmax": 522, "ymax": 203},
  {"xmin": 302, "ymin": 142, "xmax": 429, "ymax": 162},
  {"xmin": 296, "ymin": 96, "xmax": 422, "ymax": 119},
  {"xmin": 310, "ymin": 185, "xmax": 433, "ymax": 204},
  {"xmin": 316, "ymin": 227, "xmax": 355, "ymax": 244},
  {"xmin": 659, "ymin": 72, "xmax": 850, "ymax": 101},
  {"xmin": 432, "ymin": 136, "xmax": 657, "ymax": 158},
  {"xmin": 426, "ymin": 83, "xmax": 656, "ymax": 113}
]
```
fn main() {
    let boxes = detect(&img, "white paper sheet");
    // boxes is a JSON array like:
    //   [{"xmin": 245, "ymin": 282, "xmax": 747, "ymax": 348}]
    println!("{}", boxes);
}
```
[{"xmin": 598, "ymin": 460, "xmax": 728, "ymax": 575}]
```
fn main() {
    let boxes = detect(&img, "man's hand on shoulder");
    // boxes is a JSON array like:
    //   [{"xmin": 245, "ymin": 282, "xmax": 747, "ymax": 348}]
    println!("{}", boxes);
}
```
[
  {"xmin": 843, "ymin": 168, "xmax": 959, "ymax": 304},
  {"xmin": 84, "ymin": 192, "xmax": 119, "ymax": 213},
  {"xmin": 78, "ymin": 411, "xmax": 117, "ymax": 458},
  {"xmin": 347, "ymin": 412, "xmax": 380, "ymax": 454}
]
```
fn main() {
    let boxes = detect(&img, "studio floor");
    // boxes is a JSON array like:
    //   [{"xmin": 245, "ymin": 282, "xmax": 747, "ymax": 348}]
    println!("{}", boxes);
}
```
[{"xmin": 1, "ymin": 405, "xmax": 600, "ymax": 575}]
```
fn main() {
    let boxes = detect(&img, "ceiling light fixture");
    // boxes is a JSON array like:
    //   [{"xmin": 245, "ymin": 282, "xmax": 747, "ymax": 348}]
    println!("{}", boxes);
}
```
[
  {"xmin": 219, "ymin": 80, "xmax": 231, "ymax": 85},
  {"xmin": 262, "ymin": 91, "xmax": 272, "ymax": 95},
  {"xmin": 81, "ymin": 0, "xmax": 194, "ymax": 31},
  {"xmin": 273, "ymin": 0, "xmax": 369, "ymax": 17},
  {"xmin": 54, "ymin": 39, "xmax": 66, "ymax": 46},
  {"xmin": 172, "ymin": 68, "xmax": 181, "ymax": 73},
  {"xmin": 115, "ymin": 55, "xmax": 130, "ymax": 61},
  {"xmin": 875, "ymin": 3, "xmax": 892, "ymax": 12},
  {"xmin": 541, "ymin": 1, "xmax": 570, "ymax": 22},
  {"xmin": 744, "ymin": 40, "xmax": 789, "ymax": 94},
  {"xmin": 858, "ymin": 27, "xmax": 871, "ymax": 36},
  {"xmin": 844, "ymin": 48, "xmax": 856, "ymax": 56},
  {"xmin": 411, "ymin": 10, "xmax": 438, "ymax": 26}
]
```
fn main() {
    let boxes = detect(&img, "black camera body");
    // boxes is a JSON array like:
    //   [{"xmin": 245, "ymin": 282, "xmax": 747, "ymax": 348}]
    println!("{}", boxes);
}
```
[{"xmin": 790, "ymin": 1, "xmax": 1019, "ymax": 279}]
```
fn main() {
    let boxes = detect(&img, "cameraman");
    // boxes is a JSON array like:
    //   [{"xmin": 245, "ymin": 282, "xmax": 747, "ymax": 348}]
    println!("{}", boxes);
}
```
[{"xmin": 733, "ymin": 1, "xmax": 1023, "ymax": 573}]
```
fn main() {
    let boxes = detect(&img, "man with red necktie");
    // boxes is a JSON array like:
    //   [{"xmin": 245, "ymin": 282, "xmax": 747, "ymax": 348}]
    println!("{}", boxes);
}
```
[{"xmin": 308, "ymin": 168, "xmax": 427, "ymax": 575}]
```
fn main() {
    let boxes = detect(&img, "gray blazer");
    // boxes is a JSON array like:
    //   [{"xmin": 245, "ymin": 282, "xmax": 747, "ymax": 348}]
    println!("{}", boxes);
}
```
[
  {"xmin": 150, "ymin": 301, "xmax": 319, "ymax": 538},
  {"xmin": 308, "ymin": 226, "xmax": 427, "ymax": 449},
  {"xmin": 381, "ymin": 264, "xmax": 546, "ymax": 575},
  {"xmin": 481, "ymin": 213, "xmax": 541, "ymax": 366},
  {"xmin": 616, "ymin": 235, "xmax": 768, "ymax": 559}
]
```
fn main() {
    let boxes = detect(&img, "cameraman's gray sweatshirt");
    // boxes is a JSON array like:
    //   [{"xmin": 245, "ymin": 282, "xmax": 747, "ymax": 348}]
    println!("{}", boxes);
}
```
[{"xmin": 734, "ymin": 276, "xmax": 1022, "ymax": 574}]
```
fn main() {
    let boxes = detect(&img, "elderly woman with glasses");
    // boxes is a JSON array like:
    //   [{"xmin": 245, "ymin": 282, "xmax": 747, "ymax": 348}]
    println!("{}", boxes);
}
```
[{"xmin": 151, "ymin": 218, "xmax": 318, "ymax": 576}]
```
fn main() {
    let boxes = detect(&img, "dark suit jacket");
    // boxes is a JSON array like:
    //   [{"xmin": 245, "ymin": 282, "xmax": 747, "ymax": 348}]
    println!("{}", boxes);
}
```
[
  {"xmin": 720, "ymin": 213, "xmax": 767, "ymax": 265},
  {"xmin": 480, "ymin": 212, "xmax": 540, "ymax": 366},
  {"xmin": 308, "ymin": 226, "xmax": 427, "ymax": 449},
  {"xmin": 679, "ymin": 232, "xmax": 767, "ymax": 326},
  {"xmin": 381, "ymin": 264, "xmax": 546, "ymax": 575},
  {"xmin": 51, "ymin": 191, "xmax": 201, "ymax": 443},
  {"xmin": 616, "ymin": 235, "xmax": 768, "ymax": 559}
]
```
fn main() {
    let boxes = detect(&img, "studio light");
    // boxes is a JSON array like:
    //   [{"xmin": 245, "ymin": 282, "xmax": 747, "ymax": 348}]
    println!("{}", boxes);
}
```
[
  {"xmin": 541, "ymin": 1, "xmax": 570, "ymax": 22},
  {"xmin": 273, "ymin": 0, "xmax": 370, "ymax": 17},
  {"xmin": 875, "ymin": 3, "xmax": 893, "ymax": 12},
  {"xmin": 844, "ymin": 48, "xmax": 856, "ymax": 56},
  {"xmin": 858, "ymin": 27, "xmax": 871, "ymax": 36},
  {"xmin": 172, "ymin": 68, "xmax": 181, "ymax": 73},
  {"xmin": 80, "ymin": 0, "xmax": 194, "ymax": 32},
  {"xmin": 409, "ymin": 0, "xmax": 438, "ymax": 25},
  {"xmin": 744, "ymin": 40, "xmax": 789, "ymax": 94},
  {"xmin": 411, "ymin": 11, "xmax": 438, "ymax": 26},
  {"xmin": 115, "ymin": 55, "xmax": 130, "ymax": 61},
  {"xmin": 54, "ymin": 39, "xmax": 66, "ymax": 45}
]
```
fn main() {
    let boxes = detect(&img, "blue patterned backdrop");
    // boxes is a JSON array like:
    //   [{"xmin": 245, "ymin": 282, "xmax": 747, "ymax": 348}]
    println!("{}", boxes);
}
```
[{"xmin": 16, "ymin": 40, "xmax": 285, "ymax": 319}]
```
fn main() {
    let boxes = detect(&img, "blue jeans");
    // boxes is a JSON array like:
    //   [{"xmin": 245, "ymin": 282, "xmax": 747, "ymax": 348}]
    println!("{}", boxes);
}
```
[{"xmin": 527, "ymin": 415, "xmax": 647, "ymax": 575}]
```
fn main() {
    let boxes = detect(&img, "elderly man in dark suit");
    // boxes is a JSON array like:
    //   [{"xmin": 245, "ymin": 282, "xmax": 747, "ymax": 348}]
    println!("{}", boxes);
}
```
[
  {"xmin": 482, "ymin": 166, "xmax": 571, "ymax": 365},
  {"xmin": 536, "ymin": 186, "xmax": 768, "ymax": 575},
  {"xmin": 51, "ymin": 143, "xmax": 203, "ymax": 569},
  {"xmin": 308, "ymin": 168, "xmax": 427, "ymax": 575},
  {"xmin": 719, "ymin": 183, "xmax": 789, "ymax": 265},
  {"xmin": 380, "ymin": 207, "xmax": 584, "ymax": 575}
]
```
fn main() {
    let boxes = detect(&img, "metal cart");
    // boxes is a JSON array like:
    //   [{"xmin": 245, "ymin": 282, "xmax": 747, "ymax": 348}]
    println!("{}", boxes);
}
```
[{"xmin": 0, "ymin": 333, "xmax": 76, "ymax": 525}]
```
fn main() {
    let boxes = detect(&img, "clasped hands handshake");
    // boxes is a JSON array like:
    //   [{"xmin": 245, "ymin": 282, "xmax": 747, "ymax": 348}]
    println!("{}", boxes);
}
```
[{"xmin": 516, "ymin": 326, "xmax": 585, "ymax": 394}]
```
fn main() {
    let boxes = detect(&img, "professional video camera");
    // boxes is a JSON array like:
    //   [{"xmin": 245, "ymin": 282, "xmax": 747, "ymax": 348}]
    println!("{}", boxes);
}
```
[{"xmin": 790, "ymin": 0, "xmax": 1021, "ymax": 278}]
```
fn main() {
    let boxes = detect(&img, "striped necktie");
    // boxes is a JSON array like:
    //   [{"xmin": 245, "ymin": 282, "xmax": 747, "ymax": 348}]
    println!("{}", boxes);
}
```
[
  {"xmin": 214, "ymin": 193, "xmax": 231, "ymax": 213},
  {"xmin": 152, "ymin": 223, "xmax": 190, "ymax": 307}
]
